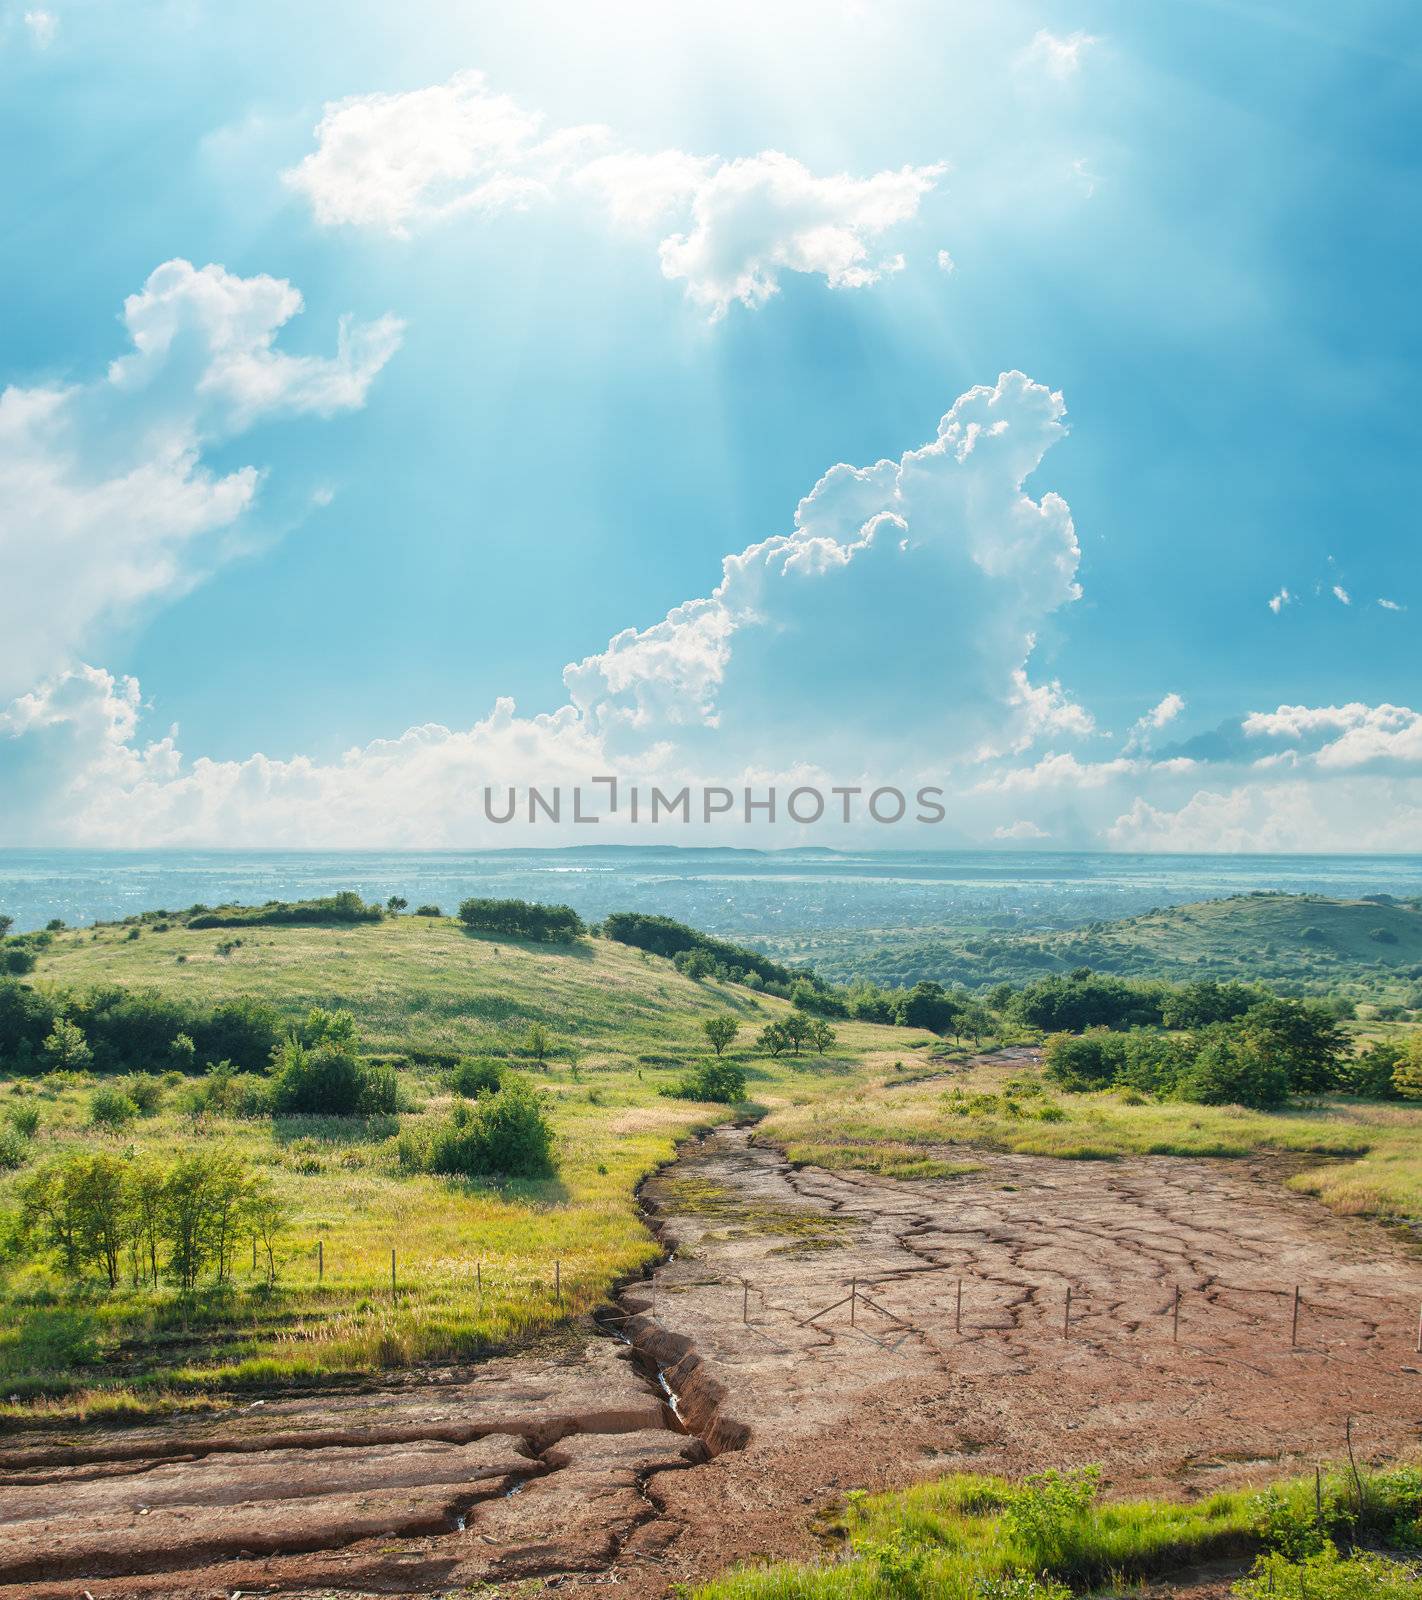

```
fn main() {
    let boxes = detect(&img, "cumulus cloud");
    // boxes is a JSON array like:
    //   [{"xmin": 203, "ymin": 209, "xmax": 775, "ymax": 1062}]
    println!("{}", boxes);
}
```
[
  {"xmin": 1021, "ymin": 29, "xmax": 1097, "ymax": 79},
  {"xmin": 3, "ymin": 372, "xmax": 1086, "ymax": 844},
  {"xmin": 284, "ymin": 70, "xmax": 943, "ymax": 315},
  {"xmin": 1379, "ymin": 597, "xmax": 1404, "ymax": 611},
  {"xmin": 993, "ymin": 819, "xmax": 1050, "ymax": 840},
  {"xmin": 936, "ymin": 249, "xmax": 956, "ymax": 273},
  {"xmin": 1332, "ymin": 584, "xmax": 1351, "ymax": 605},
  {"xmin": 657, "ymin": 153, "xmax": 940, "ymax": 315},
  {"xmin": 1268, "ymin": 586, "xmax": 1292, "ymax": 613},
  {"xmin": 1107, "ymin": 781, "xmax": 1422, "ymax": 853},
  {"xmin": 1243, "ymin": 701, "xmax": 1422, "ymax": 770},
  {"xmin": 0, "ymin": 260, "xmax": 402, "ymax": 700}
]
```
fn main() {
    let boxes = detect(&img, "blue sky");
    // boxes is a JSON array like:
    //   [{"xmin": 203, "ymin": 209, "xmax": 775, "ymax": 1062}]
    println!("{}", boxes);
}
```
[{"xmin": 1, "ymin": 0, "xmax": 1420, "ymax": 849}]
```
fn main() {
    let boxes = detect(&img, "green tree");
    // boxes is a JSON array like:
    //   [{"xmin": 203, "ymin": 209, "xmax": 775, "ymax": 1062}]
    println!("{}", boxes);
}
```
[
  {"xmin": 70, "ymin": 1153, "xmax": 132, "ymax": 1288},
  {"xmin": 702, "ymin": 1016, "xmax": 739, "ymax": 1056},
  {"xmin": 757, "ymin": 1021, "xmax": 789, "ymax": 1057},
  {"xmin": 1238, "ymin": 998, "xmax": 1349, "ymax": 1094},
  {"xmin": 1180, "ymin": 1033, "xmax": 1289, "ymax": 1110},
  {"xmin": 525, "ymin": 1022, "xmax": 550, "ymax": 1068},
  {"xmin": 782, "ymin": 1012, "xmax": 813, "ymax": 1056},
  {"xmin": 245, "ymin": 1176, "xmax": 289, "ymax": 1283},
  {"xmin": 1393, "ymin": 1034, "xmax": 1422, "ymax": 1099},
  {"xmin": 807, "ymin": 1018, "xmax": 837, "ymax": 1055},
  {"xmin": 42, "ymin": 1017, "xmax": 92, "ymax": 1071},
  {"xmin": 386, "ymin": 895, "xmax": 408, "ymax": 915}
]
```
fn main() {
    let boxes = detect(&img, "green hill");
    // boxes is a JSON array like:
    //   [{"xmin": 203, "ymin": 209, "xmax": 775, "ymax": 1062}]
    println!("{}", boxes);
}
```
[
  {"xmin": 760, "ymin": 893, "xmax": 1422, "ymax": 1005},
  {"xmin": 0, "ymin": 913, "xmax": 919, "ymax": 1415}
]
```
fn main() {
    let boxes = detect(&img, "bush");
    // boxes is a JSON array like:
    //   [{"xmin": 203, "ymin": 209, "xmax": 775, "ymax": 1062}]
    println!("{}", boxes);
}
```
[
  {"xmin": 1234, "ymin": 1549, "xmax": 1422, "ymax": 1598},
  {"xmin": 457, "ymin": 897, "xmax": 584, "ymax": 943},
  {"xmin": 8, "ymin": 1103, "xmax": 40, "ymax": 1138},
  {"xmin": 450, "ymin": 1057, "xmax": 504, "ymax": 1097},
  {"xmin": 123, "ymin": 1074, "xmax": 165, "ymax": 1116},
  {"xmin": 414, "ymin": 1077, "xmax": 556, "ymax": 1179},
  {"xmin": 1179, "ymin": 1034, "xmax": 1290, "ymax": 1110},
  {"xmin": 188, "ymin": 892, "xmax": 382, "ymax": 929},
  {"xmin": 89, "ymin": 1084, "xmax": 138, "ymax": 1129},
  {"xmin": 271, "ymin": 1042, "xmax": 359, "ymax": 1115},
  {"xmin": 413, "ymin": 904, "xmax": 442, "ymax": 917},
  {"xmin": 0, "ymin": 1127, "xmax": 28, "ymax": 1170},
  {"xmin": 664, "ymin": 1060, "xmax": 747, "ymax": 1104}
]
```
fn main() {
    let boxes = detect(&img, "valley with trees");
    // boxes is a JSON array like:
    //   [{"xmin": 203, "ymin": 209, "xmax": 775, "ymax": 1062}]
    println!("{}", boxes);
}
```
[{"xmin": 0, "ymin": 891, "xmax": 1420, "ymax": 1598}]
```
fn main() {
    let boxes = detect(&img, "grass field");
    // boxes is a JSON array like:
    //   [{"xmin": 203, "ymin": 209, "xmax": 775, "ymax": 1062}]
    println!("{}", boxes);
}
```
[
  {"xmin": 0, "ymin": 917, "xmax": 927, "ymax": 1416},
  {"xmin": 763, "ymin": 1048, "xmax": 1422, "ymax": 1219},
  {"xmin": 694, "ymin": 1462, "xmax": 1422, "ymax": 1599},
  {"xmin": 7, "ymin": 912, "xmax": 1422, "ymax": 1421}
]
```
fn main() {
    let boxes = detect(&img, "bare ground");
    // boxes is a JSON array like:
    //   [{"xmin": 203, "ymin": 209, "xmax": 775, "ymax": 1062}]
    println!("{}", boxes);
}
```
[{"xmin": 6, "ymin": 1109, "xmax": 1422, "ymax": 1598}]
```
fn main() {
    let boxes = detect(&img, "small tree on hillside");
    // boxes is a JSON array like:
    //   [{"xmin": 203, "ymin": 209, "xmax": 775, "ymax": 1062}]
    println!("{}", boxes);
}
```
[
  {"xmin": 386, "ymin": 895, "xmax": 408, "ymax": 915},
  {"xmin": 702, "ymin": 1016, "xmax": 738, "ymax": 1057},
  {"xmin": 42, "ymin": 1017, "xmax": 92, "ymax": 1071},
  {"xmin": 0, "ymin": 914, "xmax": 13, "ymax": 939},
  {"xmin": 525, "ymin": 1022, "xmax": 550, "ymax": 1069},
  {"xmin": 757, "ymin": 1021, "xmax": 789, "ymax": 1057},
  {"xmin": 782, "ymin": 1012, "xmax": 813, "ymax": 1057},
  {"xmin": 1393, "ymin": 1035, "xmax": 1422, "ymax": 1100},
  {"xmin": 808, "ymin": 1018, "xmax": 837, "ymax": 1056}
]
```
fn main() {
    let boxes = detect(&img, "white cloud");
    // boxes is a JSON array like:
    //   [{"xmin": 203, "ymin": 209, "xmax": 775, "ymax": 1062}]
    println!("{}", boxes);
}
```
[
  {"xmin": 1379, "ymin": 597, "xmax": 1404, "ymax": 611},
  {"xmin": 23, "ymin": 8, "xmax": 57, "ymax": 46},
  {"xmin": 3, "ymin": 372, "xmax": 1086, "ymax": 843},
  {"xmin": 0, "ymin": 260, "xmax": 401, "ymax": 700},
  {"xmin": 576, "ymin": 149, "xmax": 714, "ymax": 226},
  {"xmin": 1107, "ymin": 781, "xmax": 1422, "ymax": 853},
  {"xmin": 285, "ymin": 71, "xmax": 943, "ymax": 315},
  {"xmin": 1022, "ymin": 29, "xmax": 1097, "ymax": 79},
  {"xmin": 1332, "ymin": 583, "xmax": 1351, "ymax": 605},
  {"xmin": 936, "ymin": 249, "xmax": 956, "ymax": 273},
  {"xmin": 1268, "ymin": 586, "xmax": 1292, "ymax": 614},
  {"xmin": 659, "ymin": 153, "xmax": 940, "ymax": 315},
  {"xmin": 1243, "ymin": 701, "xmax": 1422, "ymax": 770},
  {"xmin": 1144, "ymin": 692, "xmax": 1185, "ymax": 729},
  {"xmin": 993, "ymin": 819, "xmax": 1050, "ymax": 840}
]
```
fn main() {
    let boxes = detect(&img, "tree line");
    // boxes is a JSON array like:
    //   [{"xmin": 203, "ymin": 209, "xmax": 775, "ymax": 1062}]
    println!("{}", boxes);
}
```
[{"xmin": 12, "ymin": 1147, "xmax": 287, "ymax": 1290}]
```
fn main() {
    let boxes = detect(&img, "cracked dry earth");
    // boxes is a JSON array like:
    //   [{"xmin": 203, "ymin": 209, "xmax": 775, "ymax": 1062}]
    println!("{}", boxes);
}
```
[{"xmin": 6, "ymin": 1124, "xmax": 1422, "ymax": 1599}]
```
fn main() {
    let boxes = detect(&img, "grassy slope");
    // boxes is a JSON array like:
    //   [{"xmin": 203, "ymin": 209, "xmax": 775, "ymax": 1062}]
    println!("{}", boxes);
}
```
[
  {"xmin": 760, "ymin": 894, "xmax": 1422, "ymax": 1000},
  {"xmin": 1, "ymin": 918, "xmax": 927, "ymax": 1414},
  {"xmin": 763, "ymin": 1046, "xmax": 1422, "ymax": 1221}
]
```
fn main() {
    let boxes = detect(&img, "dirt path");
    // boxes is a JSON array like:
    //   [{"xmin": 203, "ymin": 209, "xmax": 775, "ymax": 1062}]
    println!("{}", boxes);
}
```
[{"xmin": 5, "ymin": 1121, "xmax": 1421, "ymax": 1598}]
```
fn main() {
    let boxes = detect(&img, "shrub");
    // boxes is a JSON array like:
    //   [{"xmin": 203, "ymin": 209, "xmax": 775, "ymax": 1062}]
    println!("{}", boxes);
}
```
[
  {"xmin": 413, "ymin": 904, "xmax": 442, "ymax": 917},
  {"xmin": 123, "ymin": 1074, "xmax": 165, "ymax": 1116},
  {"xmin": 1234, "ymin": 1549, "xmax": 1422, "ymax": 1598},
  {"xmin": 189, "ymin": 892, "xmax": 382, "ymax": 929},
  {"xmin": 415, "ymin": 1077, "xmax": 556, "ymax": 1179},
  {"xmin": 8, "ymin": 1103, "xmax": 40, "ymax": 1138},
  {"xmin": 664, "ymin": 1060, "xmax": 747, "ymax": 1104},
  {"xmin": 1180, "ymin": 1035, "xmax": 1290, "ymax": 1110},
  {"xmin": 89, "ymin": 1084, "xmax": 138, "ymax": 1129},
  {"xmin": 450, "ymin": 1057, "xmax": 503, "ymax": 1097},
  {"xmin": 0, "ymin": 1127, "xmax": 28, "ymax": 1170},
  {"xmin": 359, "ymin": 1063, "xmax": 401, "ymax": 1115},
  {"xmin": 457, "ymin": 897, "xmax": 584, "ymax": 943}
]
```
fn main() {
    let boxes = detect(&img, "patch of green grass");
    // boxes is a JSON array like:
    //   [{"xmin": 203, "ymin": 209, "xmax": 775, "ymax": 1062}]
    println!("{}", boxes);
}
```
[
  {"xmin": 763, "ymin": 1055, "xmax": 1422, "ymax": 1221},
  {"xmin": 694, "ymin": 1462, "xmax": 1422, "ymax": 1599}
]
